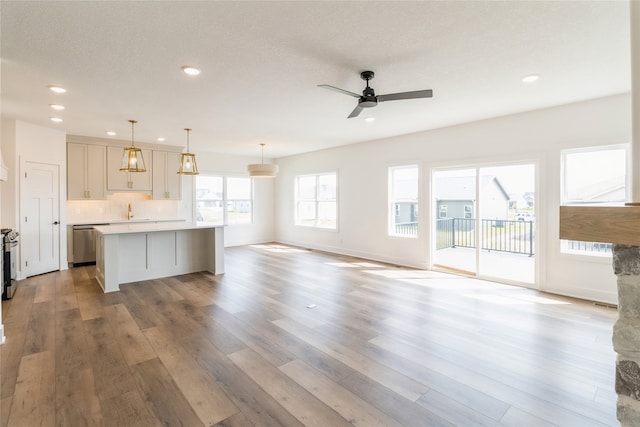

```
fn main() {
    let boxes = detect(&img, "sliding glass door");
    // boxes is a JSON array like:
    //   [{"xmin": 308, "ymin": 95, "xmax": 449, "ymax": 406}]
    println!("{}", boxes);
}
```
[
  {"xmin": 432, "ymin": 163, "xmax": 535, "ymax": 285},
  {"xmin": 432, "ymin": 169, "xmax": 478, "ymax": 274}
]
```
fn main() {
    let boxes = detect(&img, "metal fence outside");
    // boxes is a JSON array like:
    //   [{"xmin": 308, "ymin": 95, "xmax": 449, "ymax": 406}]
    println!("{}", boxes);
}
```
[{"xmin": 436, "ymin": 218, "xmax": 534, "ymax": 256}]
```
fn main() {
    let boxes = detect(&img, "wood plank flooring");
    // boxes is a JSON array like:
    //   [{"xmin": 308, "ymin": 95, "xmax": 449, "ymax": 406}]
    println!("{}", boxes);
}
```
[{"xmin": 1, "ymin": 243, "xmax": 618, "ymax": 426}]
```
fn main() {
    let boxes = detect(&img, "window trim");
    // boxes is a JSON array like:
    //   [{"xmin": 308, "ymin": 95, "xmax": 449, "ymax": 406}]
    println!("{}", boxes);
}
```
[
  {"xmin": 560, "ymin": 143, "xmax": 630, "ymax": 257},
  {"xmin": 195, "ymin": 174, "xmax": 253, "ymax": 226},
  {"xmin": 561, "ymin": 143, "xmax": 630, "ymax": 205},
  {"xmin": 294, "ymin": 172, "xmax": 338, "ymax": 230},
  {"xmin": 388, "ymin": 165, "xmax": 419, "ymax": 238}
]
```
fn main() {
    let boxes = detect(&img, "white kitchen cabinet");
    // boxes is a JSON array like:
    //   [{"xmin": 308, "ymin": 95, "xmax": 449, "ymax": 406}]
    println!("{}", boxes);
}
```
[
  {"xmin": 106, "ymin": 146, "xmax": 152, "ymax": 191},
  {"xmin": 67, "ymin": 143, "xmax": 106, "ymax": 200},
  {"xmin": 152, "ymin": 150, "xmax": 181, "ymax": 200}
]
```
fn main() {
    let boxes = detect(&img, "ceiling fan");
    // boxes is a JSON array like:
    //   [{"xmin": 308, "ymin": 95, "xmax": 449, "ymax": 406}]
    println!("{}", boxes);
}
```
[{"xmin": 318, "ymin": 71, "xmax": 433, "ymax": 118}]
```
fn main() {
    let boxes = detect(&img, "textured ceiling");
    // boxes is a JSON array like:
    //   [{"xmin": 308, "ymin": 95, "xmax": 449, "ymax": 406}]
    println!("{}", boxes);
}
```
[{"xmin": 0, "ymin": 1, "xmax": 631, "ymax": 158}]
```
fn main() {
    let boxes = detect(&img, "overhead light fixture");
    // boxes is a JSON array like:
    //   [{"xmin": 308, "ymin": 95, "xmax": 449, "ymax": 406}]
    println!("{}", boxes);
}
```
[
  {"xmin": 49, "ymin": 117, "xmax": 63, "ymax": 123},
  {"xmin": 521, "ymin": 74, "xmax": 539, "ymax": 83},
  {"xmin": 247, "ymin": 144, "xmax": 278, "ymax": 178},
  {"xmin": 156, "ymin": 137, "xmax": 166, "ymax": 142},
  {"xmin": 48, "ymin": 85, "xmax": 66, "ymax": 93},
  {"xmin": 182, "ymin": 66, "xmax": 201, "ymax": 76},
  {"xmin": 177, "ymin": 128, "xmax": 199, "ymax": 175},
  {"xmin": 106, "ymin": 131, "xmax": 116, "ymax": 136},
  {"xmin": 49, "ymin": 104, "xmax": 65, "ymax": 110},
  {"xmin": 120, "ymin": 119, "xmax": 146, "ymax": 172}
]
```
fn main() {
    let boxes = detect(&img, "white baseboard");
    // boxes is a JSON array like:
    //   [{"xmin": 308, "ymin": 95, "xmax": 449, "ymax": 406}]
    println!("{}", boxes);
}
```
[{"xmin": 274, "ymin": 239, "xmax": 428, "ymax": 270}]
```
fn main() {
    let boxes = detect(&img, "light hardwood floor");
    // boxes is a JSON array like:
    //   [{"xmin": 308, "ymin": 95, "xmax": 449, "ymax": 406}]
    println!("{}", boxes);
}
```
[{"xmin": 1, "ymin": 243, "xmax": 618, "ymax": 426}]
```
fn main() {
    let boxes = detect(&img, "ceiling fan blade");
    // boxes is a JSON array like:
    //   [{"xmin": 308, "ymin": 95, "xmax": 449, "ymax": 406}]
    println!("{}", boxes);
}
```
[
  {"xmin": 348, "ymin": 105, "xmax": 364, "ymax": 118},
  {"xmin": 318, "ymin": 84, "xmax": 360, "ymax": 98},
  {"xmin": 377, "ymin": 89, "xmax": 433, "ymax": 102}
]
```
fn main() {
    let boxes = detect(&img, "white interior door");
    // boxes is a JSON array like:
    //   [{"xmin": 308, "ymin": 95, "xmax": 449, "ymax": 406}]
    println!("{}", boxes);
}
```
[{"xmin": 22, "ymin": 162, "xmax": 60, "ymax": 277}]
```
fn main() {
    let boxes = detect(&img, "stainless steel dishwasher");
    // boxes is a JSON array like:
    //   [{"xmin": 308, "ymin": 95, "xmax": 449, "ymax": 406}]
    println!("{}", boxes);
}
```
[{"xmin": 73, "ymin": 224, "xmax": 108, "ymax": 265}]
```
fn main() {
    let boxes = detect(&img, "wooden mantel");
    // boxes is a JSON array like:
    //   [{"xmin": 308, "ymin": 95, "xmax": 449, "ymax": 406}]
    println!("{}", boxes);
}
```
[{"xmin": 560, "ymin": 204, "xmax": 640, "ymax": 246}]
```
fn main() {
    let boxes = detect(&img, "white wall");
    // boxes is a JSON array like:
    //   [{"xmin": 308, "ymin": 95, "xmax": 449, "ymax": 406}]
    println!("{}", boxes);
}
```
[
  {"xmin": 274, "ymin": 94, "xmax": 631, "ymax": 304},
  {"xmin": 1, "ymin": 119, "xmax": 68, "ymax": 277}
]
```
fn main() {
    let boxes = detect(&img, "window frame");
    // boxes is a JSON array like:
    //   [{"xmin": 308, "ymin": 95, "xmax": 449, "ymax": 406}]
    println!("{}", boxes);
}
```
[
  {"xmin": 560, "ymin": 143, "xmax": 630, "ymax": 257},
  {"xmin": 195, "ymin": 174, "xmax": 253, "ymax": 226},
  {"xmin": 561, "ymin": 143, "xmax": 630, "ymax": 205},
  {"xmin": 294, "ymin": 172, "xmax": 338, "ymax": 230},
  {"xmin": 388, "ymin": 165, "xmax": 419, "ymax": 238}
]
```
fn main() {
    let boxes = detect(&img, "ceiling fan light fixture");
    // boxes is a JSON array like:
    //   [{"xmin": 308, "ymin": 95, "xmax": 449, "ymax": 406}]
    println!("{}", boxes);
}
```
[
  {"xmin": 248, "ymin": 144, "xmax": 278, "ymax": 178},
  {"xmin": 319, "ymin": 70, "xmax": 433, "ymax": 119},
  {"xmin": 177, "ymin": 128, "xmax": 199, "ymax": 175},
  {"xmin": 120, "ymin": 119, "xmax": 147, "ymax": 172}
]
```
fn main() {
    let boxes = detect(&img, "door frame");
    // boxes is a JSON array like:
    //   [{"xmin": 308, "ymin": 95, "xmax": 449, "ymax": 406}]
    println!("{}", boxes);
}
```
[
  {"xmin": 429, "ymin": 157, "xmax": 541, "ymax": 289},
  {"xmin": 19, "ymin": 160, "xmax": 62, "ymax": 279}
]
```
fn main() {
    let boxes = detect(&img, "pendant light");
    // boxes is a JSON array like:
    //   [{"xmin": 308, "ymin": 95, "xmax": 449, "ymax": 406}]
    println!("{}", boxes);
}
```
[
  {"xmin": 120, "ymin": 119, "xmax": 147, "ymax": 172},
  {"xmin": 177, "ymin": 128, "xmax": 199, "ymax": 175},
  {"xmin": 247, "ymin": 144, "xmax": 278, "ymax": 178}
]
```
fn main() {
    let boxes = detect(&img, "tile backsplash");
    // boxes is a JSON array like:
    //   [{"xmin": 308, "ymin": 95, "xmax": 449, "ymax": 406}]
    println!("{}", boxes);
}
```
[{"xmin": 67, "ymin": 193, "xmax": 189, "ymax": 223}]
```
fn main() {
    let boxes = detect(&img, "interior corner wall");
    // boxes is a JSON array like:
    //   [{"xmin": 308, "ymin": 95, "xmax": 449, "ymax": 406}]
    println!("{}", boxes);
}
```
[
  {"xmin": 1, "ymin": 119, "xmax": 17, "ymax": 230},
  {"xmin": 273, "ymin": 94, "xmax": 631, "ymax": 304},
  {"xmin": 194, "ymin": 150, "xmax": 276, "ymax": 247}
]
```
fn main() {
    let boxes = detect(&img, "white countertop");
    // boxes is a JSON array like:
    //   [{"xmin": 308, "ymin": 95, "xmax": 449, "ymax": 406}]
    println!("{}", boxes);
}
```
[
  {"xmin": 94, "ymin": 222, "xmax": 222, "ymax": 235},
  {"xmin": 68, "ymin": 218, "xmax": 187, "ymax": 226}
]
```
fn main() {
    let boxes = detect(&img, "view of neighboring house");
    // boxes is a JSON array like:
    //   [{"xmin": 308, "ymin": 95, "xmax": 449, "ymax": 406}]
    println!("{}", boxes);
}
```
[
  {"xmin": 434, "ymin": 175, "xmax": 510, "ymax": 221},
  {"xmin": 567, "ymin": 175, "xmax": 626, "ymax": 203}
]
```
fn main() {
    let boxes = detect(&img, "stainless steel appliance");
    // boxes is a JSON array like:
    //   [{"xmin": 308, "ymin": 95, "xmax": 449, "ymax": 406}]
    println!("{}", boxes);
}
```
[
  {"xmin": 2, "ymin": 228, "xmax": 19, "ymax": 300},
  {"xmin": 72, "ymin": 224, "xmax": 107, "ymax": 266}
]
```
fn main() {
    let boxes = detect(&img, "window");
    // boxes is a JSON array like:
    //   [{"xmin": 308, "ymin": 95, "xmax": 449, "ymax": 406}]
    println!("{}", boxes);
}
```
[
  {"xmin": 295, "ymin": 173, "xmax": 337, "ymax": 229},
  {"xmin": 439, "ymin": 205, "xmax": 448, "ymax": 219},
  {"xmin": 196, "ymin": 175, "xmax": 252, "ymax": 225},
  {"xmin": 389, "ymin": 166, "xmax": 419, "ymax": 237},
  {"xmin": 561, "ymin": 144, "xmax": 629, "ymax": 255},
  {"xmin": 464, "ymin": 205, "xmax": 473, "ymax": 219}
]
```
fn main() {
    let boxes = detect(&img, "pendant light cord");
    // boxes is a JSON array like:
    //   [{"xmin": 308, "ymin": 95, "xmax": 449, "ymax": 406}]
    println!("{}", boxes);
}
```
[
  {"xmin": 129, "ymin": 119, "xmax": 137, "ymax": 147},
  {"xmin": 185, "ymin": 128, "xmax": 191, "ymax": 152}
]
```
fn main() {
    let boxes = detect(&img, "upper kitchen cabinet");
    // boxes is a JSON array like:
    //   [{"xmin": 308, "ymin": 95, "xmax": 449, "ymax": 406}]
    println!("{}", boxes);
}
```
[
  {"xmin": 152, "ymin": 150, "xmax": 181, "ymax": 200},
  {"xmin": 106, "ymin": 146, "xmax": 152, "ymax": 191},
  {"xmin": 67, "ymin": 143, "xmax": 106, "ymax": 200}
]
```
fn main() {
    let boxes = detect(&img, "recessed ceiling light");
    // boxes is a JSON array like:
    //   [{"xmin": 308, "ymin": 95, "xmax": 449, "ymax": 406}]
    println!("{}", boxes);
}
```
[
  {"xmin": 49, "ymin": 104, "xmax": 65, "ymax": 110},
  {"xmin": 49, "ymin": 117, "xmax": 63, "ymax": 123},
  {"xmin": 157, "ymin": 137, "xmax": 166, "ymax": 142},
  {"xmin": 364, "ymin": 116, "xmax": 375, "ymax": 123},
  {"xmin": 182, "ymin": 66, "xmax": 201, "ymax": 76},
  {"xmin": 48, "ymin": 85, "xmax": 67, "ymax": 93},
  {"xmin": 106, "ymin": 131, "xmax": 116, "ymax": 136},
  {"xmin": 521, "ymin": 74, "xmax": 540, "ymax": 83}
]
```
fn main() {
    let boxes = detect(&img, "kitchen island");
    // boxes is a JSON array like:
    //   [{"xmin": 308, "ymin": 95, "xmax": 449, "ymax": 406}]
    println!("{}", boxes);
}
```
[{"xmin": 94, "ymin": 222, "xmax": 224, "ymax": 293}]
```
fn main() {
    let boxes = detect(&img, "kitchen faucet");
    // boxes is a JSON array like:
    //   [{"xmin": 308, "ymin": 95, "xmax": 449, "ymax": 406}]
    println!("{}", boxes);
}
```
[{"xmin": 127, "ymin": 203, "xmax": 133, "ymax": 220}]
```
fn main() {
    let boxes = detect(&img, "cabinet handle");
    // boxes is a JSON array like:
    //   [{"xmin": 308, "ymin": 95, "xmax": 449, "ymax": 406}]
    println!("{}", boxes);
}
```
[
  {"xmin": 87, "ymin": 190, "xmax": 91, "ymax": 198},
  {"xmin": 165, "ymin": 191, "xmax": 169, "ymax": 198},
  {"xmin": 127, "ymin": 181, "xmax": 133, "ymax": 189}
]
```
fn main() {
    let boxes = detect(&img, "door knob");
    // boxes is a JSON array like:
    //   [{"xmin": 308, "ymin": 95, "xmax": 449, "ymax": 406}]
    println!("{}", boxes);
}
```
[{"xmin": 53, "ymin": 221, "xmax": 59, "ymax": 225}]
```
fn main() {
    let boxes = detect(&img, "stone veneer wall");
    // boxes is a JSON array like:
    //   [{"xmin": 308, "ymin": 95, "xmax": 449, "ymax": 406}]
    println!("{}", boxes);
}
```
[{"xmin": 613, "ymin": 245, "xmax": 640, "ymax": 425}]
